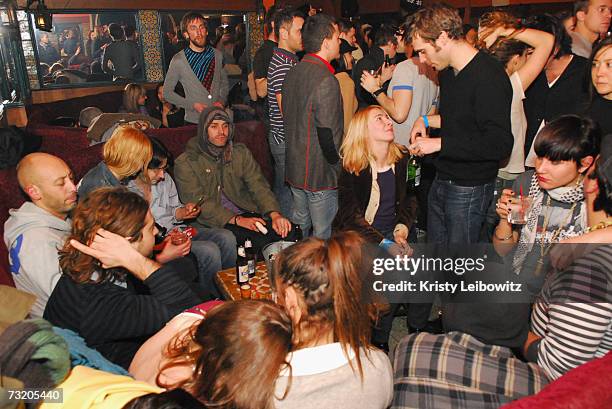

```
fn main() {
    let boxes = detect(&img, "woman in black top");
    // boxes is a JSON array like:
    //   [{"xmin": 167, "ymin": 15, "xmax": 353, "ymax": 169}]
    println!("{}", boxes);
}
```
[
  {"xmin": 44, "ymin": 188, "xmax": 200, "ymax": 368},
  {"xmin": 586, "ymin": 36, "xmax": 612, "ymax": 135},
  {"xmin": 522, "ymin": 14, "xmax": 590, "ymax": 164},
  {"xmin": 151, "ymin": 83, "xmax": 185, "ymax": 128}
]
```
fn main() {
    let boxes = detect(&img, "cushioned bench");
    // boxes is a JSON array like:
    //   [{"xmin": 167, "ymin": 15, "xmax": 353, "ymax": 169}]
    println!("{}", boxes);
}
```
[{"xmin": 0, "ymin": 121, "xmax": 271, "ymax": 287}]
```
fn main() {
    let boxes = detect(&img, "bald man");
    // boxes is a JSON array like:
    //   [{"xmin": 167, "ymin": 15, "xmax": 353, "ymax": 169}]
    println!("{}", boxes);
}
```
[{"xmin": 4, "ymin": 153, "xmax": 76, "ymax": 317}]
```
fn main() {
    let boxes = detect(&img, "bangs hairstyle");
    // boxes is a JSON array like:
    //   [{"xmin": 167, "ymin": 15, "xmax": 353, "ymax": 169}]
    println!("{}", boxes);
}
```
[
  {"xmin": 59, "ymin": 187, "xmax": 149, "ymax": 284},
  {"xmin": 149, "ymin": 137, "xmax": 173, "ymax": 169},
  {"xmin": 534, "ymin": 115, "xmax": 601, "ymax": 164},
  {"xmin": 302, "ymin": 13, "xmax": 336, "ymax": 54},
  {"xmin": 103, "ymin": 127, "xmax": 153, "ymax": 180},
  {"xmin": 271, "ymin": 231, "xmax": 372, "ymax": 379},
  {"xmin": 408, "ymin": 4, "xmax": 463, "ymax": 44},
  {"xmin": 123, "ymin": 83, "xmax": 147, "ymax": 114},
  {"xmin": 588, "ymin": 36, "xmax": 612, "ymax": 105},
  {"xmin": 159, "ymin": 300, "xmax": 293, "ymax": 408},
  {"xmin": 180, "ymin": 12, "xmax": 207, "ymax": 34},
  {"xmin": 341, "ymin": 106, "xmax": 405, "ymax": 175}
]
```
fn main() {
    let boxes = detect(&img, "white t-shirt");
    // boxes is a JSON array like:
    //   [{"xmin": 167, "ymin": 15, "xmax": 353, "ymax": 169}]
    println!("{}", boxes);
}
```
[
  {"xmin": 387, "ymin": 58, "xmax": 439, "ymax": 146},
  {"xmin": 500, "ymin": 72, "xmax": 527, "ymax": 175}
]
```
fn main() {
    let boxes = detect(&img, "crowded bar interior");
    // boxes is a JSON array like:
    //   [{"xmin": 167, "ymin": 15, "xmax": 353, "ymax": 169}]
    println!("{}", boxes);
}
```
[{"xmin": 0, "ymin": 0, "xmax": 610, "ymax": 407}]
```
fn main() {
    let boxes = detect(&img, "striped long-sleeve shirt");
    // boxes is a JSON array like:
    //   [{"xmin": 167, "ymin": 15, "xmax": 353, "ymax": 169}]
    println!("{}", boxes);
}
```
[
  {"xmin": 528, "ymin": 244, "xmax": 612, "ymax": 380},
  {"xmin": 44, "ymin": 260, "xmax": 201, "ymax": 369}
]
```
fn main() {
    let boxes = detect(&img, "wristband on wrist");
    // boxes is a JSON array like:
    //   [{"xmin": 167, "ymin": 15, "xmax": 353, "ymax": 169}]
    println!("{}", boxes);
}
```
[
  {"xmin": 422, "ymin": 115, "xmax": 429, "ymax": 128},
  {"xmin": 379, "ymin": 238, "xmax": 394, "ymax": 251},
  {"xmin": 373, "ymin": 88, "xmax": 385, "ymax": 97}
]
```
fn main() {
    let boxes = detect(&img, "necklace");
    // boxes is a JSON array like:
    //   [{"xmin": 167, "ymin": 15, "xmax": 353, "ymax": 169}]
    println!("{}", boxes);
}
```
[
  {"xmin": 585, "ymin": 219, "xmax": 612, "ymax": 233},
  {"xmin": 534, "ymin": 195, "xmax": 578, "ymax": 276}
]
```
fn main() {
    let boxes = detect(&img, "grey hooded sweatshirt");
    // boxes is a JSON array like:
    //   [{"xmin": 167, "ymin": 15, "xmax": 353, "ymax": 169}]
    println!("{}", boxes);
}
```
[{"xmin": 3, "ymin": 202, "xmax": 71, "ymax": 317}]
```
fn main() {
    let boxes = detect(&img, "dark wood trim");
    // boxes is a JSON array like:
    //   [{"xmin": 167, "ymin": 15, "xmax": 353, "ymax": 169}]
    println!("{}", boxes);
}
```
[
  {"xmin": 30, "ymin": 82, "xmax": 158, "ymax": 104},
  {"xmin": 33, "ymin": 0, "xmax": 256, "ymax": 11}
]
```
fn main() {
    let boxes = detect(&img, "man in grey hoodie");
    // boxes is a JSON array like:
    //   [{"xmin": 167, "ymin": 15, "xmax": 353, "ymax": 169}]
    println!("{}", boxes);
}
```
[
  {"xmin": 3, "ymin": 153, "xmax": 76, "ymax": 317},
  {"xmin": 163, "ymin": 12, "xmax": 229, "ymax": 124}
]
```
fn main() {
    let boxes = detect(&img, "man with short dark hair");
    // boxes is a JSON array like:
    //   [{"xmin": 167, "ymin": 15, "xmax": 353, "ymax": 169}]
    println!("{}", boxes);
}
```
[
  {"xmin": 163, "ymin": 12, "xmax": 228, "ymax": 124},
  {"xmin": 570, "ymin": 0, "xmax": 611, "ymax": 57},
  {"xmin": 338, "ymin": 19, "xmax": 357, "ymax": 46},
  {"xmin": 102, "ymin": 23, "xmax": 140, "ymax": 81},
  {"xmin": 408, "ymin": 4, "xmax": 513, "ymax": 245},
  {"xmin": 282, "ymin": 13, "xmax": 343, "ymax": 239},
  {"xmin": 352, "ymin": 24, "xmax": 399, "ymax": 107},
  {"xmin": 267, "ymin": 8, "xmax": 305, "ymax": 217},
  {"xmin": 4, "ymin": 153, "xmax": 76, "ymax": 317}
]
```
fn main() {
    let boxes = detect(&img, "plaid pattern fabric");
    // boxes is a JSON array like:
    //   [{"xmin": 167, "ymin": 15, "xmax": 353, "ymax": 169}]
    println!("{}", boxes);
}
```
[{"xmin": 392, "ymin": 332, "xmax": 549, "ymax": 409}]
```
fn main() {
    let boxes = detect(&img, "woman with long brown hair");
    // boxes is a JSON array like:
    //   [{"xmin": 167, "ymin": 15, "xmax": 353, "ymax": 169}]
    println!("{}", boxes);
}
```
[
  {"xmin": 43, "ymin": 187, "xmax": 201, "ymax": 369},
  {"xmin": 271, "ymin": 231, "xmax": 393, "ymax": 409},
  {"xmin": 138, "ymin": 300, "xmax": 292, "ymax": 409}
]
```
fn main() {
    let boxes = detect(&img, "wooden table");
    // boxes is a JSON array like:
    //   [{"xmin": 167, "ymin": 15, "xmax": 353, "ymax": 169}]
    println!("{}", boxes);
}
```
[{"xmin": 215, "ymin": 261, "xmax": 273, "ymax": 301}]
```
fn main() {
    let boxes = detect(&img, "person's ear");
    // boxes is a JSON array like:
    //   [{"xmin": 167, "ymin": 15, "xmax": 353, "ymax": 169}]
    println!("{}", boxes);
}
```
[
  {"xmin": 579, "ymin": 155, "xmax": 595, "ymax": 173},
  {"xmin": 182, "ymin": 31, "xmax": 189, "ymax": 40},
  {"xmin": 437, "ymin": 31, "xmax": 449, "ymax": 46},
  {"xmin": 25, "ymin": 184, "xmax": 42, "ymax": 201},
  {"xmin": 576, "ymin": 10, "xmax": 587, "ymax": 23},
  {"xmin": 283, "ymin": 286, "xmax": 302, "ymax": 325}
]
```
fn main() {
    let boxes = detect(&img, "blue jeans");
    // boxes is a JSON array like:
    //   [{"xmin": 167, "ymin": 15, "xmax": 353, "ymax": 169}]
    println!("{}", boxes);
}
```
[
  {"xmin": 268, "ymin": 134, "xmax": 293, "ymax": 218},
  {"xmin": 427, "ymin": 178, "xmax": 495, "ymax": 244},
  {"xmin": 190, "ymin": 227, "xmax": 237, "ymax": 298},
  {"xmin": 290, "ymin": 187, "xmax": 338, "ymax": 239}
]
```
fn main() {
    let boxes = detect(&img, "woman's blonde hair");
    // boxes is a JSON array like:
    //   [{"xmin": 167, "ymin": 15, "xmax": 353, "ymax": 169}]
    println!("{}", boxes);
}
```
[
  {"xmin": 103, "ymin": 127, "xmax": 152, "ymax": 180},
  {"xmin": 341, "ymin": 106, "xmax": 405, "ymax": 175},
  {"xmin": 123, "ymin": 83, "xmax": 147, "ymax": 114}
]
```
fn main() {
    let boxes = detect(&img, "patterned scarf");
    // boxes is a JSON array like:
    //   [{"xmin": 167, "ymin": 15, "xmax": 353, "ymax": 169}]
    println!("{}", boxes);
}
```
[
  {"xmin": 185, "ymin": 46, "xmax": 216, "ymax": 93},
  {"xmin": 512, "ymin": 173, "xmax": 586, "ymax": 274}
]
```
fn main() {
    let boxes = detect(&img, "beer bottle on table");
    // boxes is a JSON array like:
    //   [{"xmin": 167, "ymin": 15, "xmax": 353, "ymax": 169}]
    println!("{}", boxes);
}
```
[
  {"xmin": 244, "ymin": 238, "xmax": 256, "ymax": 277},
  {"xmin": 236, "ymin": 245, "xmax": 249, "ymax": 285}
]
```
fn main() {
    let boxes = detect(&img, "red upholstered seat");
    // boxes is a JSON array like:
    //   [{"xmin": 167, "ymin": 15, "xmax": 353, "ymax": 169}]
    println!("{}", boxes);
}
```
[{"xmin": 1, "ymin": 118, "xmax": 271, "ymax": 289}]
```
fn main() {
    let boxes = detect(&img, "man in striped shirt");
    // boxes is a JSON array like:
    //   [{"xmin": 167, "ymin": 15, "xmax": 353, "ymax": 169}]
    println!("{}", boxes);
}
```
[{"xmin": 267, "ymin": 8, "xmax": 305, "ymax": 218}]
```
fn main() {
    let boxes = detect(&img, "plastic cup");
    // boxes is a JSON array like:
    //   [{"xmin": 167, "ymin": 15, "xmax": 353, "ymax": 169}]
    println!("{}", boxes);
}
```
[
  {"xmin": 240, "ymin": 284, "xmax": 252, "ymax": 299},
  {"xmin": 507, "ymin": 197, "xmax": 532, "ymax": 225}
]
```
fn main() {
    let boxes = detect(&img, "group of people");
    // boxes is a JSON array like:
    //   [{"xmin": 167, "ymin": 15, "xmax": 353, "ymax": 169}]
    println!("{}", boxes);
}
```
[
  {"xmin": 4, "ymin": 1, "xmax": 612, "ymax": 408},
  {"xmin": 36, "ymin": 22, "xmax": 141, "ymax": 85}
]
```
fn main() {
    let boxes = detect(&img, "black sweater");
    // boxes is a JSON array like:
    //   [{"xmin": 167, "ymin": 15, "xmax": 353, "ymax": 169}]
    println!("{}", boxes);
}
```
[
  {"xmin": 437, "ymin": 51, "xmax": 513, "ymax": 185},
  {"xmin": 44, "ymin": 264, "xmax": 201, "ymax": 369},
  {"xmin": 524, "ymin": 55, "xmax": 589, "ymax": 156}
]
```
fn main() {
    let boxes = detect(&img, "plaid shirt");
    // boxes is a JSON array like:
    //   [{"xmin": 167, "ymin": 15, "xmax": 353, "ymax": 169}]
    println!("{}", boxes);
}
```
[{"xmin": 392, "ymin": 332, "xmax": 550, "ymax": 409}]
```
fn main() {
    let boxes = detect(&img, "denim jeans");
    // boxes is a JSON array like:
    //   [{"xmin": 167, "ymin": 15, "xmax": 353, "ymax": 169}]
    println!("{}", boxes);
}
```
[
  {"xmin": 268, "ymin": 134, "xmax": 293, "ymax": 218},
  {"xmin": 190, "ymin": 227, "xmax": 237, "ymax": 298},
  {"xmin": 290, "ymin": 187, "xmax": 338, "ymax": 239},
  {"xmin": 481, "ymin": 176, "xmax": 516, "ymax": 241},
  {"xmin": 427, "ymin": 178, "xmax": 495, "ymax": 244}
]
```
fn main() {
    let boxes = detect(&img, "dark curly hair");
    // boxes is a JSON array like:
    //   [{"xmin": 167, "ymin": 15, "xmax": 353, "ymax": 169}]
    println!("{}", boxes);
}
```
[{"xmin": 59, "ymin": 187, "xmax": 149, "ymax": 284}]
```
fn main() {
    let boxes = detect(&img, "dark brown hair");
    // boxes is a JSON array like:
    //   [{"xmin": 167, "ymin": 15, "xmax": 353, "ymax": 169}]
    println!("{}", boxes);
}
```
[
  {"xmin": 272, "ymin": 231, "xmax": 372, "ymax": 378},
  {"xmin": 160, "ymin": 300, "xmax": 293, "ymax": 409},
  {"xmin": 59, "ymin": 187, "xmax": 149, "ymax": 284}
]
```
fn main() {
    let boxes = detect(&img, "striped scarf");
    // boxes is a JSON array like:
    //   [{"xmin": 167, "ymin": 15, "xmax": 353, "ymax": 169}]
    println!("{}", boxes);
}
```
[{"xmin": 184, "ymin": 46, "xmax": 216, "ymax": 93}]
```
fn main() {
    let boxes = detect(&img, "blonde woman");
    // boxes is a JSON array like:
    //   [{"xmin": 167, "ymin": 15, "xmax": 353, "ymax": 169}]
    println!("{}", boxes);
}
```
[
  {"xmin": 78, "ymin": 126, "xmax": 152, "ymax": 199},
  {"xmin": 121, "ymin": 83, "xmax": 149, "ymax": 115},
  {"xmin": 333, "ymin": 106, "xmax": 417, "ymax": 254}
]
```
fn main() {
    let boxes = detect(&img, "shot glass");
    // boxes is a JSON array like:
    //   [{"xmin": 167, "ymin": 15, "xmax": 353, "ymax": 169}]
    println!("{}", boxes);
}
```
[{"xmin": 240, "ymin": 284, "xmax": 252, "ymax": 299}]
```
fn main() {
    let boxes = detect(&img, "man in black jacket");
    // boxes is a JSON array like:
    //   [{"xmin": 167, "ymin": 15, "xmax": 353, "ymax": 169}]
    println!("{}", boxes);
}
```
[
  {"xmin": 282, "ymin": 13, "xmax": 343, "ymax": 239},
  {"xmin": 408, "ymin": 4, "xmax": 513, "ymax": 245}
]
